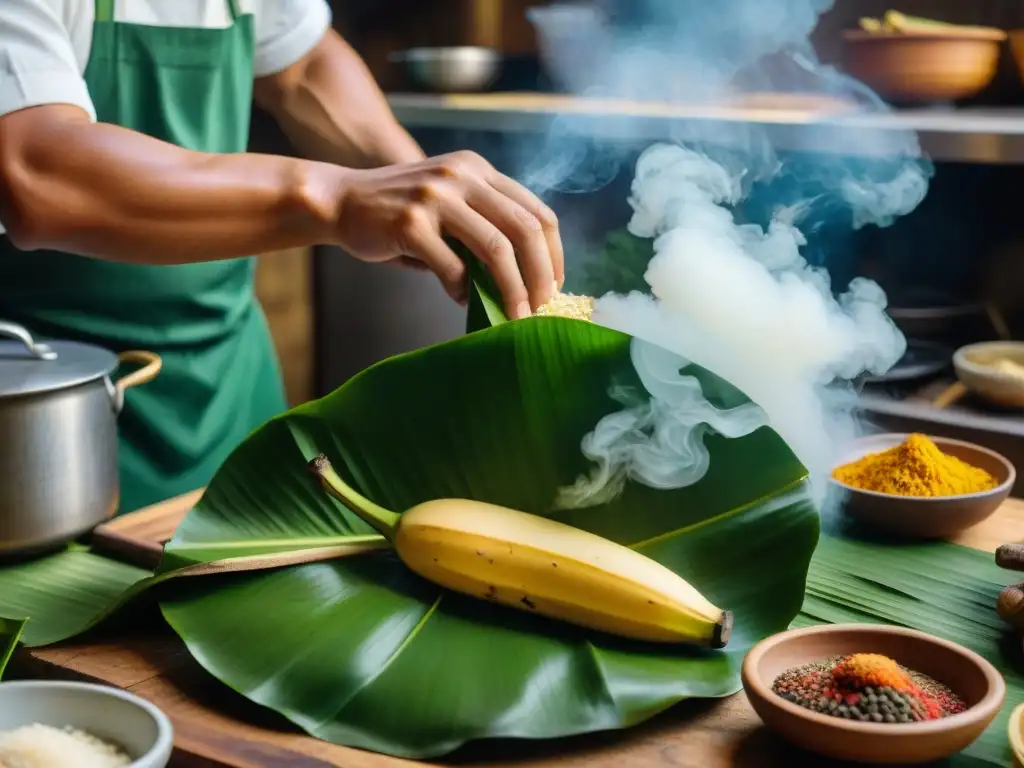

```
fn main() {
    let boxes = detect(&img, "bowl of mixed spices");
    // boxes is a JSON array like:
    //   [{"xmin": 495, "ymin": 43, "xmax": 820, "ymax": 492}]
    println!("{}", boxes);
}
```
[
  {"xmin": 829, "ymin": 433, "xmax": 1015, "ymax": 539},
  {"xmin": 742, "ymin": 623, "xmax": 1005, "ymax": 764}
]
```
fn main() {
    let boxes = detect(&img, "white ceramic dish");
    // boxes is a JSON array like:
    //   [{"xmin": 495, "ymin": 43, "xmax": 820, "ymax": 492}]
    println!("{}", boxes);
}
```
[
  {"xmin": 953, "ymin": 341, "xmax": 1024, "ymax": 409},
  {"xmin": 0, "ymin": 680, "xmax": 173, "ymax": 767}
]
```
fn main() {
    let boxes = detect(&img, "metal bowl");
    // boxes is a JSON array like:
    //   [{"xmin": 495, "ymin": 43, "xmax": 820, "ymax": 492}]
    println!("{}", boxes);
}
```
[{"xmin": 392, "ymin": 47, "xmax": 502, "ymax": 93}]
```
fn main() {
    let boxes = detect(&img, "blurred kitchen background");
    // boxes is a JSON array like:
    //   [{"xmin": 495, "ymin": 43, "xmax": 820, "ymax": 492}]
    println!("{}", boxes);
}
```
[{"xmin": 252, "ymin": 0, "xmax": 1024, "ymax": 494}]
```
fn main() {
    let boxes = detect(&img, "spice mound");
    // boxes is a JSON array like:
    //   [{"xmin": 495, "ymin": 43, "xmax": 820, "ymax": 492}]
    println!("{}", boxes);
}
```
[
  {"xmin": 832, "ymin": 433, "xmax": 997, "ymax": 497},
  {"xmin": 772, "ymin": 653, "xmax": 967, "ymax": 723},
  {"xmin": 0, "ymin": 722, "xmax": 130, "ymax": 767}
]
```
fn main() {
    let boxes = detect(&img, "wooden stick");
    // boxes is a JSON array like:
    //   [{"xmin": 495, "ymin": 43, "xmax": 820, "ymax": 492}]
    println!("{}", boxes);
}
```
[{"xmin": 932, "ymin": 381, "xmax": 968, "ymax": 409}]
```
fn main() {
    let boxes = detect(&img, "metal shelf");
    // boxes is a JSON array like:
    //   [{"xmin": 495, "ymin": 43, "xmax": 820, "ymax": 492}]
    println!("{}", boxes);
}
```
[{"xmin": 388, "ymin": 93, "xmax": 1024, "ymax": 165}]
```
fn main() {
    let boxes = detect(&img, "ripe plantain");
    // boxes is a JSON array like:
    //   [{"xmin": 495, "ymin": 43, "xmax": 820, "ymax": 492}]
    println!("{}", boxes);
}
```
[{"xmin": 308, "ymin": 454, "xmax": 733, "ymax": 648}]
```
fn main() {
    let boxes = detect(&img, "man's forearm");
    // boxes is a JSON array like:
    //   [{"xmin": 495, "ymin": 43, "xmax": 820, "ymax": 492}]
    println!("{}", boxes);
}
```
[
  {"xmin": 255, "ymin": 30, "xmax": 425, "ymax": 168},
  {"xmin": 0, "ymin": 107, "xmax": 342, "ymax": 263}
]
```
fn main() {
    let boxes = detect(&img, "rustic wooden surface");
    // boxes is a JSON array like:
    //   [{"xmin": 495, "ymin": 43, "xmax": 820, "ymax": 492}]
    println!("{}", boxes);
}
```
[
  {"xmin": 14, "ymin": 492, "xmax": 1024, "ymax": 768},
  {"xmin": 91, "ymin": 489, "xmax": 203, "ymax": 569}
]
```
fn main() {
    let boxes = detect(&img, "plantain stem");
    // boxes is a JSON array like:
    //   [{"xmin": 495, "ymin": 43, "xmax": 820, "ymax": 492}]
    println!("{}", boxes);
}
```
[{"xmin": 308, "ymin": 454, "xmax": 401, "ymax": 541}]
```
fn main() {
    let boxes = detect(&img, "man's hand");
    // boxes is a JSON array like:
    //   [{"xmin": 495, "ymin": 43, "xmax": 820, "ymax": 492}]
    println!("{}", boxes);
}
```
[{"xmin": 332, "ymin": 151, "xmax": 565, "ymax": 319}]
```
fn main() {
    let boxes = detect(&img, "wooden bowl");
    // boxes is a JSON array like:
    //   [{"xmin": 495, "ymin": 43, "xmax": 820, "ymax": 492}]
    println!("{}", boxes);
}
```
[
  {"xmin": 954, "ymin": 341, "xmax": 1024, "ymax": 409},
  {"xmin": 831, "ymin": 433, "xmax": 1015, "ymax": 539},
  {"xmin": 742, "ymin": 624, "xmax": 1005, "ymax": 764},
  {"xmin": 842, "ymin": 29, "xmax": 1006, "ymax": 103},
  {"xmin": 1008, "ymin": 31, "xmax": 1024, "ymax": 91}
]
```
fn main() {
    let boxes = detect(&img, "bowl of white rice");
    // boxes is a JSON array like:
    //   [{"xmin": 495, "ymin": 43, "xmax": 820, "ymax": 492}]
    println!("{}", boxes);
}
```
[{"xmin": 0, "ymin": 680, "xmax": 173, "ymax": 767}]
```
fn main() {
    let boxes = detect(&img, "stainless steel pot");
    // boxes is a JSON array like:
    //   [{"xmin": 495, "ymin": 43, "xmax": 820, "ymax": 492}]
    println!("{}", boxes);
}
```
[{"xmin": 0, "ymin": 320, "xmax": 161, "ymax": 555}]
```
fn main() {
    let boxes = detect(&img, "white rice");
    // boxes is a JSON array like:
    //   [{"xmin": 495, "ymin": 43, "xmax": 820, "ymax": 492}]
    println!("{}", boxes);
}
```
[{"xmin": 0, "ymin": 723, "xmax": 130, "ymax": 768}]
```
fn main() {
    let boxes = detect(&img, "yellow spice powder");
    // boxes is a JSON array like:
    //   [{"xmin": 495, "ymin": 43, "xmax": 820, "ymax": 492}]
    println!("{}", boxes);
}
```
[{"xmin": 832, "ymin": 433, "xmax": 998, "ymax": 497}]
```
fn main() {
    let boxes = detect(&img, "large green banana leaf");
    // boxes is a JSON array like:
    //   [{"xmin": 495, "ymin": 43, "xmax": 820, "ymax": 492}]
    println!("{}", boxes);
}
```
[{"xmin": 154, "ymin": 300, "xmax": 819, "ymax": 757}]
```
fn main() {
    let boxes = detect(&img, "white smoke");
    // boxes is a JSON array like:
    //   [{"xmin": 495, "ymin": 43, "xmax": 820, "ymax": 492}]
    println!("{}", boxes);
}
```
[
  {"xmin": 555, "ymin": 144, "xmax": 907, "ymax": 509},
  {"xmin": 526, "ymin": 1, "xmax": 929, "ymax": 509}
]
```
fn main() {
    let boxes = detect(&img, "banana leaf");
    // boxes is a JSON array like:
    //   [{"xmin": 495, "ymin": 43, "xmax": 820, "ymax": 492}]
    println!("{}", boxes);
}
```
[
  {"xmin": 155, "ymin": 302, "xmax": 819, "ymax": 757},
  {"xmin": 0, "ymin": 618, "xmax": 26, "ymax": 679},
  {"xmin": 0, "ymin": 546, "xmax": 152, "ymax": 647}
]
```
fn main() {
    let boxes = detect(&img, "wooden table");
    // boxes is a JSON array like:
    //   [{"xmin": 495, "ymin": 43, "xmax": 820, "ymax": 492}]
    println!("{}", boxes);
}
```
[{"xmin": 12, "ymin": 493, "xmax": 1024, "ymax": 768}]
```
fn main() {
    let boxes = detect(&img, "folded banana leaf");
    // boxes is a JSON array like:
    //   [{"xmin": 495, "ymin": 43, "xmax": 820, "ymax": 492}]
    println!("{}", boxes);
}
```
[{"xmin": 156, "ymin": 301, "xmax": 818, "ymax": 758}]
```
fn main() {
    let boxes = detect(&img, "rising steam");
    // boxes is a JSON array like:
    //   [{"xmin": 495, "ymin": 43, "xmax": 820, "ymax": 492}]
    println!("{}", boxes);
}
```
[{"xmin": 528, "ymin": 1, "xmax": 930, "ymax": 508}]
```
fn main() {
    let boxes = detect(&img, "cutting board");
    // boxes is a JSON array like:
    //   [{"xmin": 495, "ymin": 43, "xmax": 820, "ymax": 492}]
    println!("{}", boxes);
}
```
[
  {"xmin": 90, "ymin": 489, "xmax": 202, "ymax": 569},
  {"xmin": 15, "ymin": 493, "xmax": 1024, "ymax": 767}
]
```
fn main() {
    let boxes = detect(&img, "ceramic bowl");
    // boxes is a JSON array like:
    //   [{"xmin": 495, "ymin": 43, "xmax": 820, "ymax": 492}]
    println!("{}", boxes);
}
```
[
  {"xmin": 1008, "ymin": 31, "xmax": 1024, "ymax": 91},
  {"xmin": 842, "ymin": 28, "xmax": 1006, "ymax": 103},
  {"xmin": 742, "ymin": 624, "xmax": 1005, "ymax": 765},
  {"xmin": 831, "ymin": 433, "xmax": 1015, "ymax": 539},
  {"xmin": 0, "ymin": 680, "xmax": 173, "ymax": 767},
  {"xmin": 953, "ymin": 341, "xmax": 1024, "ymax": 409}
]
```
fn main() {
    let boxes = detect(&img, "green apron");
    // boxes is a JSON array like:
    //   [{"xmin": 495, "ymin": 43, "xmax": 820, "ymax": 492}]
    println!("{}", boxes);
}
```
[{"xmin": 0, "ymin": 0, "xmax": 287, "ymax": 513}]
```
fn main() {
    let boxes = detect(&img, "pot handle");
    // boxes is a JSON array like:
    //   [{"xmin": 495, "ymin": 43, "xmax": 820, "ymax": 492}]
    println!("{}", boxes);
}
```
[
  {"xmin": 110, "ymin": 350, "xmax": 162, "ymax": 414},
  {"xmin": 0, "ymin": 320, "xmax": 57, "ymax": 361}
]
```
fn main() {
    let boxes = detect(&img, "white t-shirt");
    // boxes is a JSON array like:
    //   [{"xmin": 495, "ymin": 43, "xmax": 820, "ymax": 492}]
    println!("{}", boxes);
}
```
[{"xmin": 0, "ymin": 0, "xmax": 333, "ymax": 122}]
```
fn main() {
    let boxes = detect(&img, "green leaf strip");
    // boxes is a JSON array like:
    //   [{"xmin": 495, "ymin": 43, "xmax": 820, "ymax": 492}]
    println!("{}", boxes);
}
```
[
  {"xmin": 0, "ymin": 618, "xmax": 27, "ymax": 679},
  {"xmin": 169, "ymin": 534, "xmax": 385, "ymax": 558},
  {"xmin": 630, "ymin": 476, "xmax": 810, "ymax": 551}
]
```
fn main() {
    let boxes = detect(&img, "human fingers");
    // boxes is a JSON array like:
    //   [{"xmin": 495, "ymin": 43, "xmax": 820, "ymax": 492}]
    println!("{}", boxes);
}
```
[
  {"xmin": 439, "ymin": 200, "xmax": 532, "ymax": 320},
  {"xmin": 465, "ymin": 182, "xmax": 556, "ymax": 312},
  {"xmin": 394, "ymin": 210, "xmax": 468, "ymax": 304},
  {"xmin": 486, "ymin": 173, "xmax": 565, "ymax": 289}
]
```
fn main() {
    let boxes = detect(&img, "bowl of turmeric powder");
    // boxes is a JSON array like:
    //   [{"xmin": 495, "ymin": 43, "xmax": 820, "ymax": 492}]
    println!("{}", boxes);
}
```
[{"xmin": 830, "ymin": 433, "xmax": 1015, "ymax": 539}]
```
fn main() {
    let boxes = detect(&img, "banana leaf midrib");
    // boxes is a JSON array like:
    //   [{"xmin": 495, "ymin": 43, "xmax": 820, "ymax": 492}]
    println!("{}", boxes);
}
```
[
  {"xmin": 310, "ymin": 594, "xmax": 445, "ymax": 731},
  {"xmin": 628, "ymin": 475, "xmax": 809, "ymax": 551},
  {"xmin": 170, "ymin": 534, "xmax": 387, "ymax": 554}
]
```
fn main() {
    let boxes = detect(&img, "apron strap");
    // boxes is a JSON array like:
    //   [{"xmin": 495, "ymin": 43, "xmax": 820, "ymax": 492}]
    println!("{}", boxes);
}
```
[
  {"xmin": 94, "ymin": 0, "xmax": 114, "ymax": 23},
  {"xmin": 94, "ymin": 0, "xmax": 240, "ymax": 24}
]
